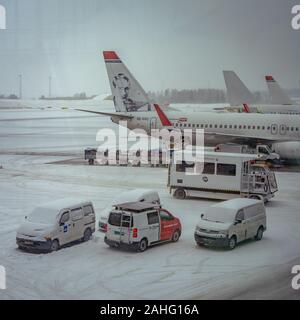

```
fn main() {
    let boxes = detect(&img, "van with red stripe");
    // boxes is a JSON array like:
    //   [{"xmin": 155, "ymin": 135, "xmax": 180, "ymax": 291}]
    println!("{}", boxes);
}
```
[{"xmin": 104, "ymin": 202, "xmax": 181, "ymax": 252}]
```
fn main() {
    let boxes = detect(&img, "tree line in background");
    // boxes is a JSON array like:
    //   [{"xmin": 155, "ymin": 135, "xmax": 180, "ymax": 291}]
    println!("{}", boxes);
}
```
[
  {"xmin": 147, "ymin": 88, "xmax": 279, "ymax": 104},
  {"xmin": 0, "ymin": 94, "xmax": 19, "ymax": 100},
  {"xmin": 148, "ymin": 88, "xmax": 226, "ymax": 104}
]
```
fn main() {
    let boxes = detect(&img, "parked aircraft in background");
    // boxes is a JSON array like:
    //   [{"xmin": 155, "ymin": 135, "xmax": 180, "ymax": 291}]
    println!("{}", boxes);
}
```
[
  {"xmin": 223, "ymin": 71, "xmax": 300, "ymax": 114},
  {"xmin": 77, "ymin": 52, "xmax": 300, "ymax": 161},
  {"xmin": 265, "ymin": 75, "xmax": 297, "ymax": 106}
]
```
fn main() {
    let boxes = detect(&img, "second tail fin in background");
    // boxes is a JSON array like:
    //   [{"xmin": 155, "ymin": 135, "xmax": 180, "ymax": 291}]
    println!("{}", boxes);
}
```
[
  {"xmin": 265, "ymin": 75, "xmax": 293, "ymax": 105},
  {"xmin": 103, "ymin": 51, "xmax": 151, "ymax": 112},
  {"xmin": 223, "ymin": 71, "xmax": 256, "ymax": 106}
]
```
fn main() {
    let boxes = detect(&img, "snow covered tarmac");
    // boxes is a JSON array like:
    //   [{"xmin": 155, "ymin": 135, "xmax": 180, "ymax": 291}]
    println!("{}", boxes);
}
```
[{"xmin": 0, "ymin": 107, "xmax": 299, "ymax": 299}]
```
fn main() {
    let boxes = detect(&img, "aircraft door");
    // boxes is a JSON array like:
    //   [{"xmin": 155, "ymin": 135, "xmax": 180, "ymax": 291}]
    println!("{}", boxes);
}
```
[
  {"xmin": 271, "ymin": 124, "xmax": 278, "ymax": 135},
  {"xmin": 149, "ymin": 117, "xmax": 157, "ymax": 130},
  {"xmin": 279, "ymin": 124, "xmax": 286, "ymax": 135}
]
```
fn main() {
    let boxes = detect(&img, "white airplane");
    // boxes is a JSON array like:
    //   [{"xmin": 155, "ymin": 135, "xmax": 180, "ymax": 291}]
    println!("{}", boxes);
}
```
[
  {"xmin": 77, "ymin": 51, "xmax": 300, "ymax": 160},
  {"xmin": 223, "ymin": 71, "xmax": 300, "ymax": 114}
]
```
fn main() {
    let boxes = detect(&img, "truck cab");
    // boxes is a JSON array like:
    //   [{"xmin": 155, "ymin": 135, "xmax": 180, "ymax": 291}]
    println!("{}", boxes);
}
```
[{"xmin": 215, "ymin": 143, "xmax": 280, "ymax": 163}]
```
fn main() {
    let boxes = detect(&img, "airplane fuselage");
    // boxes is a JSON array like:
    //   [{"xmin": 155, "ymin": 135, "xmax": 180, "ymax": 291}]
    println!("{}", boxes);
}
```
[
  {"xmin": 114, "ymin": 111, "xmax": 300, "ymax": 141},
  {"xmin": 232, "ymin": 104, "xmax": 300, "ymax": 115},
  {"xmin": 110, "ymin": 111, "xmax": 300, "ymax": 160}
]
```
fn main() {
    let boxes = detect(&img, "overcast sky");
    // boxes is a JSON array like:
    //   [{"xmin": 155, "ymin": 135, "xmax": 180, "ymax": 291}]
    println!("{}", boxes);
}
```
[{"xmin": 0, "ymin": 0, "xmax": 299, "ymax": 98}]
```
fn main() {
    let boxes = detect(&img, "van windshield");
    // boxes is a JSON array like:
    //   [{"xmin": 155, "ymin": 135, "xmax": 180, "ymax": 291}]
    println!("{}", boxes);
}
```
[
  {"xmin": 27, "ymin": 208, "xmax": 58, "ymax": 225},
  {"xmin": 203, "ymin": 208, "xmax": 235, "ymax": 224},
  {"xmin": 108, "ymin": 212, "xmax": 133, "ymax": 227}
]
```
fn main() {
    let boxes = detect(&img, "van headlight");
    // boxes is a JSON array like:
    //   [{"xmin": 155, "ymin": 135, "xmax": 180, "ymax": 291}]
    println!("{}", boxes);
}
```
[
  {"xmin": 195, "ymin": 226, "xmax": 202, "ymax": 232},
  {"xmin": 219, "ymin": 231, "xmax": 228, "ymax": 237},
  {"xmin": 44, "ymin": 236, "xmax": 51, "ymax": 241}
]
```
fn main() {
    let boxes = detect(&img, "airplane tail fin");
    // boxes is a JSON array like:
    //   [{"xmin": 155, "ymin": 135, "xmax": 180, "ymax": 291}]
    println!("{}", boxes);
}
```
[
  {"xmin": 103, "ymin": 51, "xmax": 151, "ymax": 112},
  {"xmin": 223, "ymin": 71, "xmax": 256, "ymax": 106},
  {"xmin": 265, "ymin": 75, "xmax": 293, "ymax": 105}
]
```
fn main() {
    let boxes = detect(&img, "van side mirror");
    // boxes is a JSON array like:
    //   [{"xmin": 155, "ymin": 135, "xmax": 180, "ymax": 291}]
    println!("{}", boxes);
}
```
[
  {"xmin": 201, "ymin": 214, "xmax": 204, "ymax": 219},
  {"xmin": 234, "ymin": 219, "xmax": 242, "ymax": 225},
  {"xmin": 25, "ymin": 216, "xmax": 27, "ymax": 220}
]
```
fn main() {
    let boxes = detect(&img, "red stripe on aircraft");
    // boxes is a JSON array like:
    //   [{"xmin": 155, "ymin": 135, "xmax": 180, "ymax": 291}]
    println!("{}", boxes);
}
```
[
  {"xmin": 265, "ymin": 75, "xmax": 274, "ymax": 81},
  {"xmin": 154, "ymin": 104, "xmax": 172, "ymax": 126},
  {"xmin": 179, "ymin": 118, "xmax": 187, "ymax": 122}
]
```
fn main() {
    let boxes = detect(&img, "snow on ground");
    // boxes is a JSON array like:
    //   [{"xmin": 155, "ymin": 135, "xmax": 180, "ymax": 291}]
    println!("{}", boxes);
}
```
[{"xmin": 0, "ymin": 107, "xmax": 299, "ymax": 299}]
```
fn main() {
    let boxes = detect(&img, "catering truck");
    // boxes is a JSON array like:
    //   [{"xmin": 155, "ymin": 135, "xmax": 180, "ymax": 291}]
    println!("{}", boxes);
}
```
[{"xmin": 168, "ymin": 150, "xmax": 278, "ymax": 202}]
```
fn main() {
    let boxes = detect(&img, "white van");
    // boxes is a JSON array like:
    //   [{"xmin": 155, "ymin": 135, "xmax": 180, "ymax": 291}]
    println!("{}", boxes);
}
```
[
  {"xmin": 104, "ymin": 202, "xmax": 182, "ymax": 252},
  {"xmin": 98, "ymin": 189, "xmax": 161, "ymax": 232},
  {"xmin": 194, "ymin": 198, "xmax": 266, "ymax": 250},
  {"xmin": 16, "ymin": 199, "xmax": 96, "ymax": 252}
]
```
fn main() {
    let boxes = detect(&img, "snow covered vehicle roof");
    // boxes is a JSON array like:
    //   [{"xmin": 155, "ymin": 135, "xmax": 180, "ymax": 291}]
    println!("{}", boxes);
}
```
[
  {"xmin": 203, "ymin": 198, "xmax": 263, "ymax": 223},
  {"xmin": 33, "ymin": 198, "xmax": 92, "ymax": 212}
]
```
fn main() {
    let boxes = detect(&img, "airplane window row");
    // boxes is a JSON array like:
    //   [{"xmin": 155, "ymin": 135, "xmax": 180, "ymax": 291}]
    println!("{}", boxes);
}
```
[{"xmin": 173, "ymin": 123, "xmax": 299, "ymax": 132}]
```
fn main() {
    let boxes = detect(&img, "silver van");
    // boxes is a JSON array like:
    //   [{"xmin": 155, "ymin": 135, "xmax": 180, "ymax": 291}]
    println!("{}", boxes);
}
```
[
  {"xmin": 16, "ymin": 199, "xmax": 96, "ymax": 252},
  {"xmin": 194, "ymin": 198, "xmax": 266, "ymax": 250}
]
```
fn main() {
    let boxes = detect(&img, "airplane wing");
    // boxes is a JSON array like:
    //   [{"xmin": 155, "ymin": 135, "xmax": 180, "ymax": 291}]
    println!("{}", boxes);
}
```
[{"xmin": 76, "ymin": 109, "xmax": 134, "ymax": 119}]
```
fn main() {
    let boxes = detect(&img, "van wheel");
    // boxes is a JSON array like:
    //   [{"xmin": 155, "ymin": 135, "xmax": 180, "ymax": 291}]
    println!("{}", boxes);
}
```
[
  {"xmin": 228, "ymin": 236, "xmax": 237, "ymax": 250},
  {"xmin": 138, "ymin": 238, "xmax": 148, "ymax": 252},
  {"xmin": 172, "ymin": 230, "xmax": 180, "ymax": 242},
  {"xmin": 50, "ymin": 239, "xmax": 59, "ymax": 252},
  {"xmin": 249, "ymin": 195, "xmax": 261, "ymax": 200},
  {"xmin": 83, "ymin": 228, "xmax": 92, "ymax": 242},
  {"xmin": 255, "ymin": 227, "xmax": 264, "ymax": 241},
  {"xmin": 175, "ymin": 188, "xmax": 186, "ymax": 200}
]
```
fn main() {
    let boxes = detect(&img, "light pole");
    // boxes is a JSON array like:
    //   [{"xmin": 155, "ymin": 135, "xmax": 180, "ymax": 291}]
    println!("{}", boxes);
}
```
[
  {"xmin": 18, "ymin": 74, "xmax": 22, "ymax": 99},
  {"xmin": 49, "ymin": 76, "xmax": 52, "ymax": 98}
]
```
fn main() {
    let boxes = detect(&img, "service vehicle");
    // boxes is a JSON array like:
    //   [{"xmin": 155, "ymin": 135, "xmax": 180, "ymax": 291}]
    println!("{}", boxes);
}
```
[
  {"xmin": 84, "ymin": 147, "xmax": 170, "ymax": 167},
  {"xmin": 98, "ymin": 189, "xmax": 161, "ymax": 232},
  {"xmin": 194, "ymin": 198, "xmax": 267, "ymax": 250},
  {"xmin": 214, "ymin": 143, "xmax": 280, "ymax": 163},
  {"xmin": 16, "ymin": 199, "xmax": 96, "ymax": 252},
  {"xmin": 168, "ymin": 150, "xmax": 278, "ymax": 202},
  {"xmin": 104, "ymin": 202, "xmax": 181, "ymax": 252},
  {"xmin": 84, "ymin": 148, "xmax": 97, "ymax": 165}
]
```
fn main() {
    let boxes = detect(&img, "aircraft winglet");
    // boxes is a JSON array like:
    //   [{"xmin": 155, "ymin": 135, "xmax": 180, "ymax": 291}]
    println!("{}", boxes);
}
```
[
  {"xmin": 242, "ymin": 103, "xmax": 250, "ymax": 113},
  {"xmin": 154, "ymin": 104, "xmax": 172, "ymax": 126}
]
